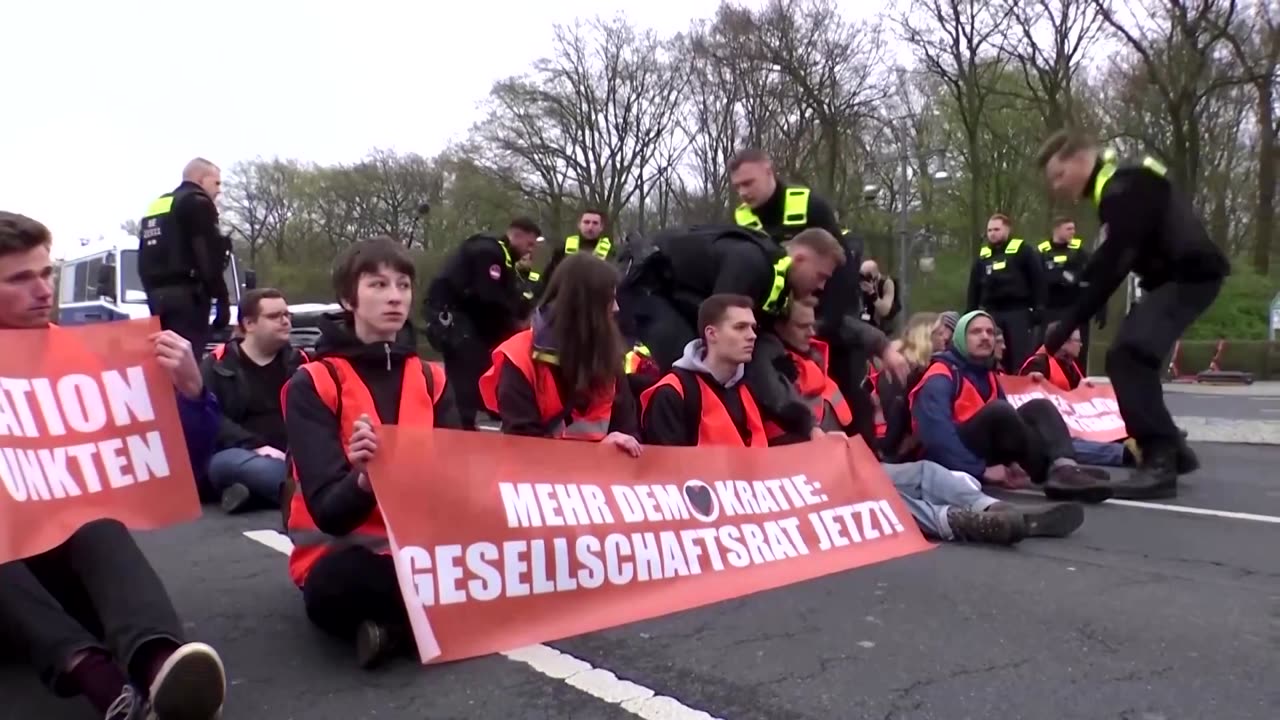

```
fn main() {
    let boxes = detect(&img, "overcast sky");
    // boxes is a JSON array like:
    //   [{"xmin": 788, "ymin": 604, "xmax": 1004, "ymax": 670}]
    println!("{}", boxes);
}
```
[{"xmin": 1, "ymin": 0, "xmax": 893, "ymax": 257}]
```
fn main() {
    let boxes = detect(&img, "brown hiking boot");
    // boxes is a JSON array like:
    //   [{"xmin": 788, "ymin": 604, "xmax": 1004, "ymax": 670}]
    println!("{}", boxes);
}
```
[
  {"xmin": 988, "ymin": 501, "xmax": 1084, "ymax": 538},
  {"xmin": 946, "ymin": 508, "xmax": 1025, "ymax": 545},
  {"xmin": 1043, "ymin": 464, "xmax": 1113, "ymax": 504}
]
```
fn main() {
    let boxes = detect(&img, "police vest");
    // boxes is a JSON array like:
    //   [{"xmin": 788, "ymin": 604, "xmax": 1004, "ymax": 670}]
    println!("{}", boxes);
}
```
[
  {"xmin": 283, "ymin": 357, "xmax": 446, "ymax": 587},
  {"xmin": 762, "ymin": 256, "xmax": 793, "ymax": 315},
  {"xmin": 735, "ymin": 187, "xmax": 810, "ymax": 235},
  {"xmin": 978, "ymin": 237, "xmax": 1027, "ymax": 274},
  {"xmin": 478, "ymin": 330, "xmax": 615, "ymax": 440},
  {"xmin": 565, "ymin": 235, "xmax": 612, "ymax": 260},
  {"xmin": 519, "ymin": 268, "xmax": 541, "ymax": 301},
  {"xmin": 765, "ymin": 339, "xmax": 852, "ymax": 440},
  {"xmin": 137, "ymin": 188, "xmax": 202, "ymax": 287},
  {"xmin": 1090, "ymin": 148, "xmax": 1167, "ymax": 207},
  {"xmin": 624, "ymin": 343, "xmax": 653, "ymax": 375},
  {"xmin": 1019, "ymin": 346, "xmax": 1083, "ymax": 392},
  {"xmin": 639, "ymin": 369, "xmax": 767, "ymax": 447},
  {"xmin": 1037, "ymin": 237, "xmax": 1084, "ymax": 269},
  {"xmin": 906, "ymin": 360, "xmax": 999, "ymax": 433}
]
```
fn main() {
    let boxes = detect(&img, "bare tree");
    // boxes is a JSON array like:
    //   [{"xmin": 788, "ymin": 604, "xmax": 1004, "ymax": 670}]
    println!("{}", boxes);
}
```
[{"xmin": 996, "ymin": 0, "xmax": 1106, "ymax": 130}]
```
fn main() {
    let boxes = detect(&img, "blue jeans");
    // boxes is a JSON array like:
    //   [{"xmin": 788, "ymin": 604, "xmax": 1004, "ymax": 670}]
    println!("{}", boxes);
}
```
[
  {"xmin": 883, "ymin": 461, "xmax": 999, "ymax": 541},
  {"xmin": 1072, "ymin": 439, "xmax": 1125, "ymax": 466},
  {"xmin": 207, "ymin": 448, "xmax": 287, "ymax": 506}
]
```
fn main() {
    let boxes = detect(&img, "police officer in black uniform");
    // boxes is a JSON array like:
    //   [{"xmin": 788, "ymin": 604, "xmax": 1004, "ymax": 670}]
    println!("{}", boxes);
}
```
[
  {"xmin": 728, "ymin": 148, "xmax": 897, "ymax": 445},
  {"xmin": 1038, "ymin": 130, "xmax": 1229, "ymax": 499},
  {"xmin": 137, "ymin": 157, "xmax": 232, "ymax": 355},
  {"xmin": 1039, "ymin": 216, "xmax": 1105, "ymax": 371},
  {"xmin": 536, "ymin": 209, "xmax": 613, "ymax": 296},
  {"xmin": 620, "ymin": 223, "xmax": 847, "ymax": 443},
  {"xmin": 966, "ymin": 213, "xmax": 1046, "ymax": 372},
  {"xmin": 424, "ymin": 217, "xmax": 540, "ymax": 429}
]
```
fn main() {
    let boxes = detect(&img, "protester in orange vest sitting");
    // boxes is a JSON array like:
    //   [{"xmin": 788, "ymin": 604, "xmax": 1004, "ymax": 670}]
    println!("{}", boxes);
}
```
[
  {"xmin": 1021, "ymin": 321, "xmax": 1085, "ymax": 391},
  {"xmin": 282, "ymin": 236, "xmax": 461, "ymax": 670},
  {"xmin": 641, "ymin": 294, "xmax": 794, "ymax": 447},
  {"xmin": 479, "ymin": 254, "xmax": 642, "ymax": 456},
  {"xmin": 200, "ymin": 288, "xmax": 309, "ymax": 514},
  {"xmin": 0, "ymin": 212, "xmax": 226, "ymax": 720},
  {"xmin": 909, "ymin": 310, "xmax": 1113, "ymax": 502},
  {"xmin": 992, "ymin": 326, "xmax": 1007, "ymax": 374},
  {"xmin": 766, "ymin": 297, "xmax": 853, "ymax": 444}
]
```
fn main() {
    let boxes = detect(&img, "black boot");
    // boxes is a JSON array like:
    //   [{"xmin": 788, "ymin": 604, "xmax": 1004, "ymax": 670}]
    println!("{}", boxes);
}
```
[
  {"xmin": 1112, "ymin": 443, "xmax": 1178, "ymax": 500},
  {"xmin": 989, "ymin": 501, "xmax": 1085, "ymax": 538},
  {"xmin": 1043, "ymin": 464, "xmax": 1113, "ymax": 504},
  {"xmin": 946, "ymin": 508, "xmax": 1025, "ymax": 545},
  {"xmin": 1175, "ymin": 438, "xmax": 1200, "ymax": 474},
  {"xmin": 355, "ymin": 620, "xmax": 407, "ymax": 670}
]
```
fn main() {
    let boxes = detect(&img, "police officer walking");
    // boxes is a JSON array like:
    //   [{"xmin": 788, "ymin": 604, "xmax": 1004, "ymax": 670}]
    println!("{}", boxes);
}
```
[
  {"xmin": 137, "ymin": 157, "xmax": 232, "ymax": 355},
  {"xmin": 966, "ymin": 213, "xmax": 1045, "ymax": 372},
  {"xmin": 1039, "ymin": 216, "xmax": 1104, "ymax": 371},
  {"xmin": 424, "ymin": 217, "xmax": 541, "ymax": 429},
  {"xmin": 537, "ymin": 209, "xmax": 613, "ymax": 292},
  {"xmin": 1038, "ymin": 131, "xmax": 1229, "ymax": 499}
]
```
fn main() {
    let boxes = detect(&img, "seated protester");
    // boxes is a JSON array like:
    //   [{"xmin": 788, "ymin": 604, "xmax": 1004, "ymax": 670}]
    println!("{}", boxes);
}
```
[
  {"xmin": 908, "ymin": 310, "xmax": 1114, "ymax": 503},
  {"xmin": 478, "ymin": 253, "xmax": 641, "ymax": 456},
  {"xmin": 769, "ymin": 303, "xmax": 1083, "ymax": 544},
  {"xmin": 1020, "ymin": 321, "xmax": 1084, "ymax": 391},
  {"xmin": 282, "ymin": 236, "xmax": 462, "ymax": 670},
  {"xmin": 641, "ymin": 294, "xmax": 780, "ymax": 447},
  {"xmin": 992, "ymin": 327, "xmax": 1007, "ymax": 373},
  {"xmin": 200, "ymin": 288, "xmax": 308, "ymax": 513},
  {"xmin": 766, "ymin": 296, "xmax": 853, "ymax": 444},
  {"xmin": 875, "ymin": 312, "xmax": 940, "ymax": 461},
  {"xmin": 0, "ymin": 212, "xmax": 225, "ymax": 720}
]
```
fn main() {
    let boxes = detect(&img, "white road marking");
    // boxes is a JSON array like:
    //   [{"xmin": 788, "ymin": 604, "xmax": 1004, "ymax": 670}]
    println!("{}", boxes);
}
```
[
  {"xmin": 242, "ymin": 529, "xmax": 722, "ymax": 720},
  {"xmin": 1008, "ymin": 490, "xmax": 1280, "ymax": 524}
]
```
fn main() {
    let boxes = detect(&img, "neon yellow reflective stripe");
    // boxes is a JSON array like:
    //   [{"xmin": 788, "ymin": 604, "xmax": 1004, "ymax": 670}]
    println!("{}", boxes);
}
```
[
  {"xmin": 500, "ymin": 242, "xmax": 513, "ymax": 268},
  {"xmin": 143, "ymin": 196, "xmax": 173, "ymax": 218},
  {"xmin": 992, "ymin": 260, "xmax": 1007, "ymax": 270},
  {"xmin": 1092, "ymin": 162, "xmax": 1118, "ymax": 206},
  {"xmin": 523, "ymin": 291, "xmax": 534, "ymax": 300},
  {"xmin": 1007, "ymin": 238, "xmax": 1024, "ymax": 253},
  {"xmin": 980, "ymin": 246, "xmax": 993, "ymax": 258},
  {"xmin": 763, "ymin": 257, "xmax": 793, "ymax": 313},
  {"xmin": 782, "ymin": 187, "xmax": 810, "ymax": 225},
  {"xmin": 532, "ymin": 350, "xmax": 558, "ymax": 365},
  {"xmin": 633, "ymin": 343, "xmax": 650, "ymax": 357},
  {"xmin": 594, "ymin": 237, "xmax": 611, "ymax": 259},
  {"xmin": 735, "ymin": 204, "xmax": 763, "ymax": 230},
  {"xmin": 1053, "ymin": 255, "xmax": 1068, "ymax": 263},
  {"xmin": 565, "ymin": 235, "xmax": 581, "ymax": 254},
  {"xmin": 527, "ymin": 271, "xmax": 541, "ymax": 282},
  {"xmin": 1038, "ymin": 240, "xmax": 1051, "ymax": 252},
  {"xmin": 1142, "ymin": 156, "xmax": 1167, "ymax": 177},
  {"xmin": 1069, "ymin": 237, "xmax": 1083, "ymax": 249}
]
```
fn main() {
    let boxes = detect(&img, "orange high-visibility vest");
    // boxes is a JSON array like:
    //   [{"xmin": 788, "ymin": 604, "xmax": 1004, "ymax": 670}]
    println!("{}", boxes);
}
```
[
  {"xmin": 640, "ymin": 370, "xmax": 767, "ymax": 447},
  {"xmin": 765, "ymin": 339, "xmax": 853, "ymax": 439},
  {"xmin": 1019, "ymin": 345, "xmax": 1083, "ymax": 391}
]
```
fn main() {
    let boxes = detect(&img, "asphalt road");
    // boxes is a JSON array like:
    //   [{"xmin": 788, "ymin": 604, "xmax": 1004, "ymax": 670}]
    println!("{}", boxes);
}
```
[
  {"xmin": 1166, "ymin": 392, "xmax": 1280, "ymax": 421},
  {"xmin": 4, "ymin": 443, "xmax": 1279, "ymax": 720}
]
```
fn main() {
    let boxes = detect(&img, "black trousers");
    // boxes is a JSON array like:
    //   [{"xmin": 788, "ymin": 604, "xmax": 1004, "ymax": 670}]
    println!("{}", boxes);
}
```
[
  {"xmin": 147, "ymin": 285, "xmax": 211, "ymax": 357},
  {"xmin": 1106, "ymin": 278, "xmax": 1223, "ymax": 444},
  {"xmin": 0, "ymin": 519, "xmax": 185, "ymax": 695},
  {"xmin": 988, "ymin": 307, "xmax": 1036, "ymax": 373},
  {"xmin": 957, "ymin": 398, "xmax": 1076, "ymax": 483},
  {"xmin": 302, "ymin": 546, "xmax": 409, "ymax": 642},
  {"xmin": 827, "ymin": 342, "xmax": 876, "ymax": 446},
  {"xmin": 633, "ymin": 294, "xmax": 696, "ymax": 372},
  {"xmin": 433, "ymin": 312, "xmax": 495, "ymax": 430}
]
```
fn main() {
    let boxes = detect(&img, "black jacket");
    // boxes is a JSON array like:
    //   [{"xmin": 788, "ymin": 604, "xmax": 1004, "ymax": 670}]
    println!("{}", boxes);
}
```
[
  {"xmin": 641, "ymin": 368, "xmax": 758, "ymax": 447},
  {"xmin": 172, "ymin": 181, "xmax": 230, "ymax": 303},
  {"xmin": 199, "ymin": 339, "xmax": 307, "ymax": 451},
  {"xmin": 283, "ymin": 313, "xmax": 461, "ymax": 536},
  {"xmin": 748, "ymin": 183, "xmax": 843, "ymax": 242},
  {"xmin": 425, "ymin": 234, "xmax": 526, "ymax": 345},
  {"xmin": 650, "ymin": 224, "xmax": 787, "ymax": 322},
  {"xmin": 966, "ymin": 239, "xmax": 1046, "ymax": 312}
]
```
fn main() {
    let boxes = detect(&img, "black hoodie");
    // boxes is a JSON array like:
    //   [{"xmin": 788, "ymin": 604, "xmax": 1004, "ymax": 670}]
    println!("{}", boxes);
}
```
[{"xmin": 284, "ymin": 313, "xmax": 461, "ymax": 536}]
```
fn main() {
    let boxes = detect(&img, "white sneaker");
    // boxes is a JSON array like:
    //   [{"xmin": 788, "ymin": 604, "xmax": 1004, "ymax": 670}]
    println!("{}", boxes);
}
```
[{"xmin": 146, "ymin": 642, "xmax": 226, "ymax": 720}]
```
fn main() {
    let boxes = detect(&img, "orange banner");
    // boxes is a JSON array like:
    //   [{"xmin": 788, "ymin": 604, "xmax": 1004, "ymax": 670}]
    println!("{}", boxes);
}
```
[
  {"xmin": 0, "ymin": 318, "xmax": 201, "ymax": 563},
  {"xmin": 367, "ymin": 429, "xmax": 934, "ymax": 664},
  {"xmin": 999, "ymin": 375, "xmax": 1128, "ymax": 442}
]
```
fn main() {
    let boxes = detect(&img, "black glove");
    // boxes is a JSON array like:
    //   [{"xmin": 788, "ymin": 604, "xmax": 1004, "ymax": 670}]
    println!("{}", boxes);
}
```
[{"xmin": 212, "ymin": 301, "xmax": 231, "ymax": 331}]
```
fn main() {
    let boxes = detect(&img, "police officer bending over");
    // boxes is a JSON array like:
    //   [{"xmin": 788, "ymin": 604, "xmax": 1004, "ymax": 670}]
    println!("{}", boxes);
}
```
[
  {"xmin": 1040, "ymin": 216, "xmax": 1104, "ymax": 371},
  {"xmin": 619, "ymin": 224, "xmax": 844, "ymax": 444},
  {"xmin": 1037, "ymin": 130, "xmax": 1228, "ymax": 499},
  {"xmin": 966, "ymin": 213, "xmax": 1045, "ymax": 373},
  {"xmin": 138, "ymin": 157, "xmax": 232, "ymax": 355},
  {"xmin": 424, "ymin": 217, "xmax": 540, "ymax": 429}
]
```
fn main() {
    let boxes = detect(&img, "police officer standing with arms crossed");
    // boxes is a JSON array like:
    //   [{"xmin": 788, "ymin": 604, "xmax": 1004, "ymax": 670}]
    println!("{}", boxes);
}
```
[
  {"xmin": 1039, "ymin": 216, "xmax": 1104, "ymax": 371},
  {"xmin": 537, "ymin": 209, "xmax": 612, "ymax": 293},
  {"xmin": 729, "ymin": 149, "xmax": 904, "ymax": 444},
  {"xmin": 967, "ymin": 213, "xmax": 1046, "ymax": 372},
  {"xmin": 138, "ymin": 157, "xmax": 232, "ymax": 356},
  {"xmin": 424, "ymin": 217, "xmax": 540, "ymax": 430},
  {"xmin": 1037, "ymin": 130, "xmax": 1228, "ymax": 499}
]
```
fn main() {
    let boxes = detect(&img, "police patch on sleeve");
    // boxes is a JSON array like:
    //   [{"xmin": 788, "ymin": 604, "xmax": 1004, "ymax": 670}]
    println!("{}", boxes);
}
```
[{"xmin": 489, "ymin": 264, "xmax": 502, "ymax": 280}]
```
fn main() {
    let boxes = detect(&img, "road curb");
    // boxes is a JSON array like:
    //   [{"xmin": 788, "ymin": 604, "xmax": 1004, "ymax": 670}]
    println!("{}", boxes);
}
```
[{"xmin": 1175, "ymin": 416, "xmax": 1280, "ymax": 445}]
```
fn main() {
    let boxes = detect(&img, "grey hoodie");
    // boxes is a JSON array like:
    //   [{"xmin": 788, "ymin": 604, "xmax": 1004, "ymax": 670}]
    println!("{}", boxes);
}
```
[{"xmin": 673, "ymin": 339, "xmax": 745, "ymax": 387}]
